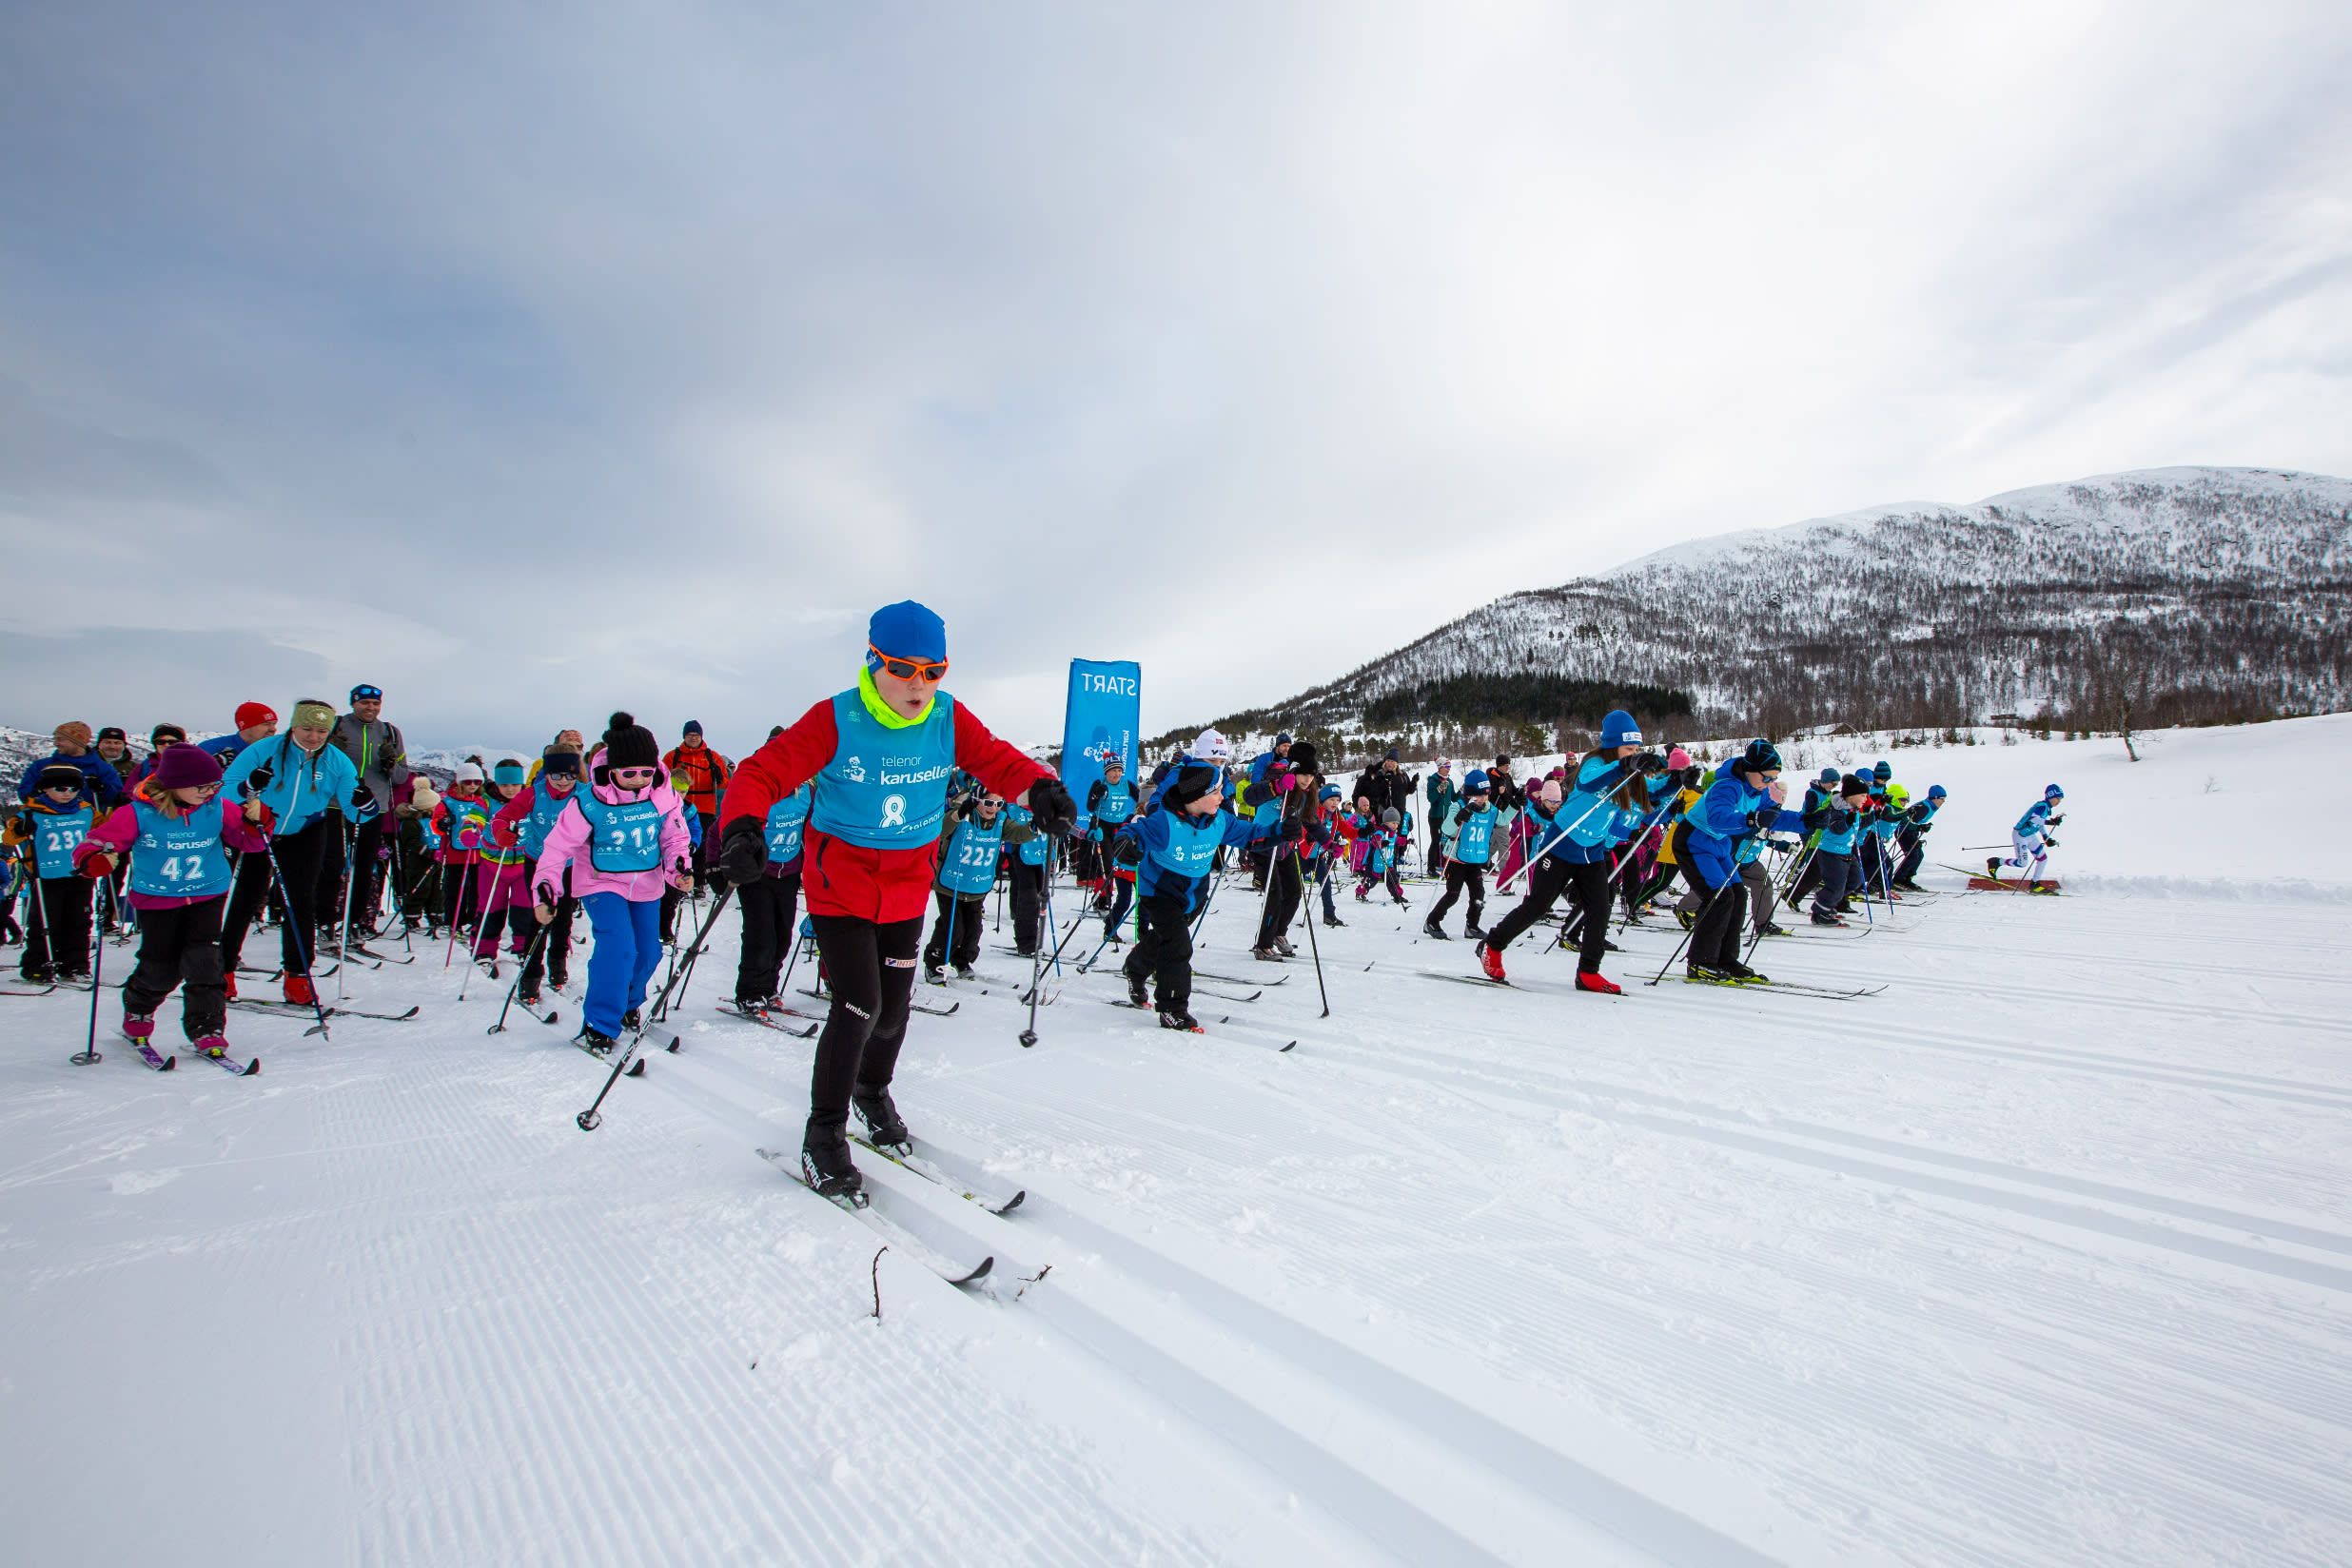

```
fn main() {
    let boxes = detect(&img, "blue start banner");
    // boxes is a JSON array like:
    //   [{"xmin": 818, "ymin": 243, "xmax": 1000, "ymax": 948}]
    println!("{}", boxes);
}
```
[{"xmin": 1060, "ymin": 658, "xmax": 1141, "ymax": 830}]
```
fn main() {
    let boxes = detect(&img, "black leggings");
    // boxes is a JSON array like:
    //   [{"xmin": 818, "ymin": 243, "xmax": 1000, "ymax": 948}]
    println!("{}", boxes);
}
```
[
  {"xmin": 923, "ymin": 889, "xmax": 986, "ymax": 970},
  {"xmin": 125, "ymin": 894, "xmax": 228, "ymax": 1041},
  {"xmin": 1427, "ymin": 860, "xmax": 1486, "ymax": 930},
  {"xmin": 1485, "ymin": 856, "xmax": 1612, "ymax": 973},
  {"xmin": 806, "ymin": 913, "xmax": 921, "ymax": 1135},
  {"xmin": 1123, "ymin": 890, "xmax": 1195, "ymax": 1009},
  {"xmin": 1257, "ymin": 853, "xmax": 1302, "ymax": 947},
  {"xmin": 735, "ymin": 871, "xmax": 804, "ymax": 999},
  {"xmin": 221, "ymin": 816, "xmax": 332, "ymax": 975},
  {"xmin": 1678, "ymin": 858, "xmax": 1745, "ymax": 970}
]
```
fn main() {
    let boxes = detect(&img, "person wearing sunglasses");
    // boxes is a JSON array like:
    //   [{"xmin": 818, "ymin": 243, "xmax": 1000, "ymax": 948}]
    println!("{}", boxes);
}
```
[
  {"xmin": 323, "ymin": 683, "xmax": 409, "ymax": 937},
  {"xmin": 529, "ymin": 714, "xmax": 695, "ymax": 1054},
  {"xmin": 711, "ymin": 599, "xmax": 1076, "ymax": 1203}
]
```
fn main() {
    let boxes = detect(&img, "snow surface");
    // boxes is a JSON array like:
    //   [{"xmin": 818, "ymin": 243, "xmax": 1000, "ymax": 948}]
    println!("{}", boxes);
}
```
[{"xmin": 3, "ymin": 719, "xmax": 2348, "ymax": 1566}]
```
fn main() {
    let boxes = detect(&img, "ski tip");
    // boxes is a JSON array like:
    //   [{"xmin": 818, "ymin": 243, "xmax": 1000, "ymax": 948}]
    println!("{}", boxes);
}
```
[
  {"xmin": 997, "ymin": 1190, "xmax": 1027, "ymax": 1215},
  {"xmin": 244, "ymin": 1058, "xmax": 262, "ymax": 1076},
  {"xmin": 1280, "ymin": 1040, "xmax": 1298, "ymax": 1052},
  {"xmin": 951, "ymin": 1256, "xmax": 995, "ymax": 1286},
  {"xmin": 627, "ymin": 1058, "xmax": 647, "ymax": 1077},
  {"xmin": 161, "ymin": 1055, "xmax": 176, "ymax": 1070}
]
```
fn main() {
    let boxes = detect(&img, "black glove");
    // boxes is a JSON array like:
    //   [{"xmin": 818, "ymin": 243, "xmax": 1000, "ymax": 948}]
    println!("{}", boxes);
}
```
[
  {"xmin": 2042, "ymin": 834, "xmax": 2058, "ymax": 849},
  {"xmin": 1906, "ymin": 803, "xmax": 1930, "ymax": 823},
  {"xmin": 1027, "ymin": 777, "xmax": 1077, "ymax": 838},
  {"xmin": 1635, "ymin": 750, "xmax": 1664, "ymax": 774},
  {"xmin": 715, "ymin": 817, "xmax": 767, "ymax": 890},
  {"xmin": 2047, "ymin": 813, "xmax": 2065, "ymax": 826},
  {"xmin": 247, "ymin": 763, "xmax": 275, "ymax": 793},
  {"xmin": 1112, "ymin": 835, "xmax": 1144, "ymax": 868},
  {"xmin": 1749, "ymin": 806, "xmax": 1778, "ymax": 833}
]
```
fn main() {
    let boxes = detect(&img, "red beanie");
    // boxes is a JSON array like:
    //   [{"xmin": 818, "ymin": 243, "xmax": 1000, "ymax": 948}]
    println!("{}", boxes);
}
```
[{"xmin": 235, "ymin": 701, "xmax": 277, "ymax": 731}]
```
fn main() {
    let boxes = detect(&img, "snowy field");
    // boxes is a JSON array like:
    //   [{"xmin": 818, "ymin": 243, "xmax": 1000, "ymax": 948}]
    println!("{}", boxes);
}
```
[{"xmin": 3, "ymin": 718, "xmax": 2348, "ymax": 1566}]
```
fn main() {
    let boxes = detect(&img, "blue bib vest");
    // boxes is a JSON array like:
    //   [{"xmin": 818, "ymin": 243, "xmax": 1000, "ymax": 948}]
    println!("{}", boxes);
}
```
[
  {"xmin": 1006, "ymin": 803, "xmax": 1052, "ymax": 866},
  {"xmin": 764, "ymin": 786, "xmax": 811, "ymax": 865},
  {"xmin": 1149, "ymin": 815, "xmax": 1224, "ymax": 880},
  {"xmin": 1684, "ymin": 776, "xmax": 1763, "ymax": 842},
  {"xmin": 1453, "ymin": 807, "xmax": 1495, "ymax": 865},
  {"xmin": 32, "ymin": 805, "xmax": 93, "ymax": 878},
  {"xmin": 128, "ymin": 800, "xmax": 233, "ymax": 898},
  {"xmin": 1094, "ymin": 782, "xmax": 1136, "ymax": 828},
  {"xmin": 576, "ymin": 794, "xmax": 666, "ymax": 873},
  {"xmin": 808, "ymin": 690, "xmax": 958, "ymax": 851},
  {"xmin": 938, "ymin": 816, "xmax": 1005, "ymax": 895},
  {"xmin": 517, "ymin": 781, "xmax": 578, "ymax": 860}
]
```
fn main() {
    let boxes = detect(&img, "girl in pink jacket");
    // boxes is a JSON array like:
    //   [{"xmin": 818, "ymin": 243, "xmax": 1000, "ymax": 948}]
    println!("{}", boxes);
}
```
[{"xmin": 529, "ymin": 715, "xmax": 693, "ymax": 1049}]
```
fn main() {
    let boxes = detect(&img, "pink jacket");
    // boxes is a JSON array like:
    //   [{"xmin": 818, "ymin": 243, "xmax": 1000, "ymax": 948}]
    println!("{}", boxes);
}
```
[{"xmin": 529, "ymin": 759, "xmax": 691, "ymax": 905}]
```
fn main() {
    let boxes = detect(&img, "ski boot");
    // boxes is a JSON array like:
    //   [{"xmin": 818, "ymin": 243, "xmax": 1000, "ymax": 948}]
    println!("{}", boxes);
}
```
[
  {"xmin": 519, "ymin": 984, "xmax": 543, "ymax": 1008},
  {"xmin": 1354, "ymin": 886, "xmax": 1369, "ymax": 903},
  {"xmin": 190, "ymin": 1033, "xmax": 232, "ymax": 1061},
  {"xmin": 223, "ymin": 972, "xmax": 239, "ymax": 1001},
  {"xmin": 1272, "ymin": 935, "xmax": 1296, "ymax": 957},
  {"xmin": 284, "ymin": 974, "xmax": 316, "ymax": 1007},
  {"xmin": 121, "ymin": 1012, "xmax": 156, "ymax": 1043},
  {"xmin": 1158, "ymin": 1008, "xmax": 1204, "ymax": 1033},
  {"xmin": 1323, "ymin": 913, "xmax": 1346, "ymax": 928},
  {"xmin": 578, "ymin": 1026, "xmax": 616, "ymax": 1055},
  {"xmin": 1576, "ymin": 971, "xmax": 1622, "ymax": 995},
  {"xmin": 1758, "ymin": 922, "xmax": 1788, "ymax": 938},
  {"xmin": 801, "ymin": 1126, "xmax": 864, "ymax": 1201},
  {"xmin": 924, "ymin": 963, "xmax": 946, "ymax": 984},
  {"xmin": 852, "ymin": 1086, "xmax": 911, "ymax": 1155},
  {"xmin": 1463, "ymin": 921, "xmax": 1486, "ymax": 941},
  {"xmin": 1421, "ymin": 918, "xmax": 1449, "ymax": 940},
  {"xmin": 1476, "ymin": 942, "xmax": 1506, "ymax": 982},
  {"xmin": 953, "ymin": 963, "xmax": 975, "ymax": 980},
  {"xmin": 1251, "ymin": 945, "xmax": 1284, "ymax": 962},
  {"xmin": 1686, "ymin": 963, "xmax": 1734, "ymax": 984},
  {"xmin": 1674, "ymin": 908, "xmax": 1695, "ymax": 931},
  {"xmin": 727, "ymin": 993, "xmax": 767, "ymax": 1016},
  {"xmin": 1127, "ymin": 970, "xmax": 1149, "ymax": 1008},
  {"xmin": 621, "ymin": 1008, "xmax": 641, "ymax": 1031},
  {"xmin": 1986, "ymin": 857, "xmax": 2002, "ymax": 878},
  {"xmin": 1810, "ymin": 910, "xmax": 1847, "ymax": 928},
  {"xmin": 1721, "ymin": 960, "xmax": 1768, "ymax": 985}
]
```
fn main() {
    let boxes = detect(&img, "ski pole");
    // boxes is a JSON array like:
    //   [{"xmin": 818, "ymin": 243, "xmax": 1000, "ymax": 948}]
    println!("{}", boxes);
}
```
[
  {"xmin": 775, "ymin": 902, "xmax": 808, "ymax": 1002},
  {"xmin": 487, "ymin": 917, "xmax": 554, "ymax": 1034},
  {"xmin": 459, "ymin": 858, "xmax": 518, "ymax": 1001},
  {"xmin": 1295, "ymin": 843, "xmax": 1331, "ymax": 1018},
  {"xmin": 70, "ymin": 877, "xmax": 106, "ymax": 1066},
  {"xmin": 333, "ymin": 814, "xmax": 361, "ymax": 1003},
  {"xmin": 443, "ymin": 847, "xmax": 478, "ymax": 969},
  {"xmin": 577, "ymin": 885, "xmax": 732, "ymax": 1131},
  {"xmin": 1016, "ymin": 884, "xmax": 1088, "ymax": 1049}
]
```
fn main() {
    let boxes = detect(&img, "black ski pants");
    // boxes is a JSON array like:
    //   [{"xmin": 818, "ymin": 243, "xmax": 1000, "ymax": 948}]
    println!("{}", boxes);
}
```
[
  {"xmin": 125, "ymin": 894, "xmax": 228, "ymax": 1041},
  {"xmin": 21, "ymin": 875, "xmax": 93, "ymax": 977},
  {"xmin": 1426, "ymin": 859, "xmax": 1486, "ymax": 931},
  {"xmin": 1009, "ymin": 860, "xmax": 1046, "ymax": 952},
  {"xmin": 1123, "ymin": 890, "xmax": 1195, "ymax": 1010},
  {"xmin": 806, "ymin": 913, "xmax": 920, "ymax": 1137},
  {"xmin": 1809, "ymin": 852, "xmax": 1855, "ymax": 917},
  {"xmin": 1487, "ymin": 855, "xmax": 1613, "ymax": 973},
  {"xmin": 1679, "ymin": 858, "xmax": 1745, "ymax": 970},
  {"xmin": 735, "ymin": 870, "xmax": 803, "ymax": 1000},
  {"xmin": 521, "ymin": 863, "xmax": 578, "ymax": 990},
  {"xmin": 922, "ymin": 889, "xmax": 985, "ymax": 972},
  {"xmin": 1257, "ymin": 853, "xmax": 1303, "ymax": 948},
  {"xmin": 222, "ymin": 817, "xmax": 332, "ymax": 975}
]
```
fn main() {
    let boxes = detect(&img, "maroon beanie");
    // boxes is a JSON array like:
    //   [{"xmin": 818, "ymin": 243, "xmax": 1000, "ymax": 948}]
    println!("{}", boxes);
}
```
[{"xmin": 150, "ymin": 743, "xmax": 225, "ymax": 792}]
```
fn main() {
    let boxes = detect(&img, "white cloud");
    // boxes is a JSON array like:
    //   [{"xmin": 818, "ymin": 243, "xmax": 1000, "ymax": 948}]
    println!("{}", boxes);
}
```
[{"xmin": 2, "ymin": 0, "xmax": 2348, "ymax": 750}]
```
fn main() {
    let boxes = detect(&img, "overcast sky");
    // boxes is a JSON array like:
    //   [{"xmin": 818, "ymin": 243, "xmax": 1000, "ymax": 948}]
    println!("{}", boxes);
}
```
[{"xmin": 5, "ymin": 1, "xmax": 2349, "ymax": 754}]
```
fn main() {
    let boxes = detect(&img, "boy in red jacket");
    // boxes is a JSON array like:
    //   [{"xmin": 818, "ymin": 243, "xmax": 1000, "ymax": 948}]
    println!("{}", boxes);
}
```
[{"xmin": 713, "ymin": 601, "xmax": 1074, "ymax": 1201}]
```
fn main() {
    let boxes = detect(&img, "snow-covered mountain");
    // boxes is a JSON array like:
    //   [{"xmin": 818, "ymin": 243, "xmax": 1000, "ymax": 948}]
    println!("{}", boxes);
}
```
[{"xmin": 1236, "ymin": 466, "xmax": 2352, "ymax": 759}]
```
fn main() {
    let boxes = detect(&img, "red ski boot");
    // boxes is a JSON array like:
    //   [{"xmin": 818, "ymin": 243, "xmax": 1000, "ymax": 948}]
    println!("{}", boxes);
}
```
[
  {"xmin": 1476, "ymin": 942, "xmax": 1507, "ymax": 982},
  {"xmin": 1576, "ymin": 971, "xmax": 1622, "ymax": 995}
]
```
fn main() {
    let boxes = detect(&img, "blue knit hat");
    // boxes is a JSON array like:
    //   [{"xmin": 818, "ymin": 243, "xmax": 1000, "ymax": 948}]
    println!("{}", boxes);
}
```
[
  {"xmin": 1928, "ymin": 784, "xmax": 1947, "ymax": 800},
  {"xmin": 1598, "ymin": 709, "xmax": 1642, "ymax": 749},
  {"xmin": 2045, "ymin": 782, "xmax": 2064, "ymax": 799},
  {"xmin": 1873, "ymin": 760, "xmax": 1891, "ymax": 779},
  {"xmin": 866, "ymin": 600, "xmax": 947, "ymax": 666},
  {"xmin": 1818, "ymin": 766, "xmax": 1839, "ymax": 783},
  {"xmin": 1463, "ymin": 769, "xmax": 1491, "ymax": 794}
]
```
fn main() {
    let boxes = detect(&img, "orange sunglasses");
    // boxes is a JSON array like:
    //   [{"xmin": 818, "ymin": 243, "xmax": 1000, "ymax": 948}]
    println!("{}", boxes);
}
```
[{"xmin": 869, "ymin": 645, "xmax": 950, "ymax": 682}]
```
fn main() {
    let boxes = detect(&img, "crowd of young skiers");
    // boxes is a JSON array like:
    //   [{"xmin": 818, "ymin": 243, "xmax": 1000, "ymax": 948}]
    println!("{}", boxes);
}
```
[{"xmin": 4, "ymin": 605, "xmax": 2065, "ymax": 1201}]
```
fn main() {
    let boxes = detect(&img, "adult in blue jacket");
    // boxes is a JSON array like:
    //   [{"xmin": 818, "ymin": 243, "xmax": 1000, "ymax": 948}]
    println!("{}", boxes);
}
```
[
  {"xmin": 16, "ymin": 721, "xmax": 124, "ymax": 809},
  {"xmin": 215, "ymin": 698, "xmax": 363, "ymax": 998},
  {"xmin": 1476, "ymin": 710, "xmax": 1654, "ymax": 990},
  {"xmin": 197, "ymin": 701, "xmax": 281, "ymax": 773},
  {"xmin": 1673, "ymin": 738, "xmax": 1800, "ymax": 982},
  {"xmin": 1115, "ymin": 763, "xmax": 1258, "ymax": 1029}
]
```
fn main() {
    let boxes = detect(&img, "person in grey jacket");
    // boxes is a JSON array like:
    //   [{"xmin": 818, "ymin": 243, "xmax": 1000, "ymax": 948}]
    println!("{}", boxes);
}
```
[{"xmin": 319, "ymin": 682, "xmax": 410, "ymax": 937}]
